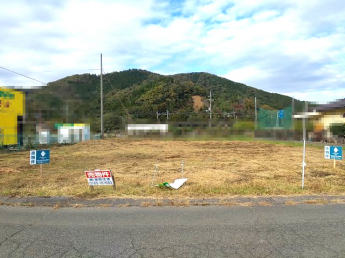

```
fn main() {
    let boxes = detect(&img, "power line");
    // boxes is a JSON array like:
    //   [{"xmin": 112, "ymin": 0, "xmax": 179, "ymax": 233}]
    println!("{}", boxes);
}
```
[
  {"xmin": 0, "ymin": 65, "xmax": 46, "ymax": 85},
  {"xmin": 102, "ymin": 68, "xmax": 131, "ymax": 120},
  {"xmin": 33, "ymin": 69, "xmax": 100, "ymax": 73}
]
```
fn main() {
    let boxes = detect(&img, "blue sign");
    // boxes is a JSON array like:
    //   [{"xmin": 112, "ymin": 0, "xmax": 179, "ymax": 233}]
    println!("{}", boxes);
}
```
[
  {"xmin": 278, "ymin": 110, "xmax": 284, "ymax": 119},
  {"xmin": 30, "ymin": 150, "xmax": 50, "ymax": 165},
  {"xmin": 325, "ymin": 146, "xmax": 342, "ymax": 160}
]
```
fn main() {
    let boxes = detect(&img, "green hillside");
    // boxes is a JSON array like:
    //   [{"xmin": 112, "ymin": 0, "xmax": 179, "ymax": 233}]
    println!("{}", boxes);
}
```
[{"xmin": 24, "ymin": 69, "xmax": 305, "ymax": 133}]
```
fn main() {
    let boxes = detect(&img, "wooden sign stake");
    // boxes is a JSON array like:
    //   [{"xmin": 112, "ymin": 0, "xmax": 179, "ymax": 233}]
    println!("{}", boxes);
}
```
[{"xmin": 111, "ymin": 170, "xmax": 116, "ymax": 190}]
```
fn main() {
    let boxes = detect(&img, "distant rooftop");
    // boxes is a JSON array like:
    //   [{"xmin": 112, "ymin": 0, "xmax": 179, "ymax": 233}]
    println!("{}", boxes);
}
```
[{"xmin": 310, "ymin": 98, "xmax": 345, "ymax": 112}]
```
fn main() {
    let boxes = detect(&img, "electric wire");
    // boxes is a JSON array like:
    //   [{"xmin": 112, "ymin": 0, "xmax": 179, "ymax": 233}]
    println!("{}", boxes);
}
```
[
  {"xmin": 102, "ymin": 68, "xmax": 132, "ymax": 120},
  {"xmin": 0, "ymin": 65, "xmax": 46, "ymax": 84}
]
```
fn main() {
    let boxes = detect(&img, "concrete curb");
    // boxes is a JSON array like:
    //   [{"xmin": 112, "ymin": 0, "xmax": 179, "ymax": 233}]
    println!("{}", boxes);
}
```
[{"xmin": 1, "ymin": 195, "xmax": 345, "ymax": 208}]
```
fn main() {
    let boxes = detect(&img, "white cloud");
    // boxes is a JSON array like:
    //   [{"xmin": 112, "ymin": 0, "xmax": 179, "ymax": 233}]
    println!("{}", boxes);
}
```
[
  {"xmin": 0, "ymin": 0, "xmax": 344, "ymax": 104},
  {"xmin": 223, "ymin": 66, "xmax": 269, "ymax": 84}
]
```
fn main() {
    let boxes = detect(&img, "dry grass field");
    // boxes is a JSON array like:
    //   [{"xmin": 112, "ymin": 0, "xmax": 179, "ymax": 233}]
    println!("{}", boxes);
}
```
[{"xmin": 1, "ymin": 138, "xmax": 345, "ymax": 198}]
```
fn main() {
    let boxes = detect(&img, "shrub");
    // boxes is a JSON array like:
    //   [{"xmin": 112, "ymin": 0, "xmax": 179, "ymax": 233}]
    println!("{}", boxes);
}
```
[{"xmin": 330, "ymin": 123, "xmax": 344, "ymax": 137}]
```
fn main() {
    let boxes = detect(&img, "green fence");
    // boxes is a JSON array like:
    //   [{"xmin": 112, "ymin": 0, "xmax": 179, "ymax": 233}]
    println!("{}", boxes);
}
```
[{"xmin": 258, "ymin": 107, "xmax": 292, "ymax": 130}]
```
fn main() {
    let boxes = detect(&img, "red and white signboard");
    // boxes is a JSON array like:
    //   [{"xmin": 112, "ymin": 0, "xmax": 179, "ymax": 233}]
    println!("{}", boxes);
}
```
[{"xmin": 85, "ymin": 170, "xmax": 114, "ymax": 186}]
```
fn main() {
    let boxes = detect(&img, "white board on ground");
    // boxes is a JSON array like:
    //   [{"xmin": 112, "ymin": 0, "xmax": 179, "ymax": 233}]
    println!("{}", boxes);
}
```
[{"xmin": 169, "ymin": 178, "xmax": 188, "ymax": 189}]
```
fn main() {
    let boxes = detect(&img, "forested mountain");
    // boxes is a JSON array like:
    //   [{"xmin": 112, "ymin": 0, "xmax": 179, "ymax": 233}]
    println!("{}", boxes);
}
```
[{"xmin": 24, "ymin": 69, "xmax": 305, "ymax": 133}]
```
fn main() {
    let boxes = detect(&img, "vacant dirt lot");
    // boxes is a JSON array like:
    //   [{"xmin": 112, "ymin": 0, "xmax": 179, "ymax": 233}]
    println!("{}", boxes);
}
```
[{"xmin": 1, "ymin": 138, "xmax": 344, "ymax": 198}]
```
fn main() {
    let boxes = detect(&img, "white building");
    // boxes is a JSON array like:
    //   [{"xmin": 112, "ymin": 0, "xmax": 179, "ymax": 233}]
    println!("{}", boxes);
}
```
[{"xmin": 56, "ymin": 124, "xmax": 90, "ymax": 143}]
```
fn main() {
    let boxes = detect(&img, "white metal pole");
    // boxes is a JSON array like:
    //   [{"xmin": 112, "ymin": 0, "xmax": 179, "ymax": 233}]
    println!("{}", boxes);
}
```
[
  {"xmin": 301, "ymin": 101, "xmax": 307, "ymax": 189},
  {"xmin": 100, "ymin": 54, "xmax": 104, "ymax": 139},
  {"xmin": 302, "ymin": 139, "xmax": 306, "ymax": 189}
]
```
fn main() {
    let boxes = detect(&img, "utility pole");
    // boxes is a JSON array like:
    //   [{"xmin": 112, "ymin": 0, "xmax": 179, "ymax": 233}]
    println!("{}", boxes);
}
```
[
  {"xmin": 305, "ymin": 101, "xmax": 308, "ymax": 138},
  {"xmin": 166, "ymin": 109, "xmax": 169, "ymax": 120},
  {"xmin": 208, "ymin": 90, "xmax": 213, "ymax": 120},
  {"xmin": 254, "ymin": 96, "xmax": 257, "ymax": 130},
  {"xmin": 100, "ymin": 54, "xmax": 103, "ymax": 139},
  {"xmin": 292, "ymin": 97, "xmax": 295, "ymax": 130},
  {"xmin": 157, "ymin": 111, "xmax": 159, "ymax": 120},
  {"xmin": 65, "ymin": 102, "xmax": 68, "ymax": 123}
]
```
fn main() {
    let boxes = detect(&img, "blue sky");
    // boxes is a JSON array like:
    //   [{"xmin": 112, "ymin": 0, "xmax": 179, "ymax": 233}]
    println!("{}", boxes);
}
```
[{"xmin": 0, "ymin": 0, "xmax": 344, "ymax": 104}]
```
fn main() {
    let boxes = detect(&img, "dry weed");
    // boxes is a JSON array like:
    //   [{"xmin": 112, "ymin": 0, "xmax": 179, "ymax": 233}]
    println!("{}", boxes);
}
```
[
  {"xmin": 141, "ymin": 202, "xmax": 151, "ymax": 207},
  {"xmin": 156, "ymin": 200, "xmax": 164, "ymax": 206},
  {"xmin": 53, "ymin": 203, "xmax": 61, "ymax": 210},
  {"xmin": 304, "ymin": 199, "xmax": 328, "ymax": 205},
  {"xmin": 198, "ymin": 202, "xmax": 211, "ymax": 206},
  {"xmin": 239, "ymin": 202, "xmax": 252, "ymax": 207},
  {"xmin": 329, "ymin": 199, "xmax": 345, "ymax": 204},
  {"xmin": 219, "ymin": 201, "xmax": 238, "ymax": 206},
  {"xmin": 176, "ymin": 200, "xmax": 190, "ymax": 207},
  {"xmin": 285, "ymin": 200, "xmax": 297, "ymax": 206},
  {"xmin": 1, "ymin": 138, "xmax": 344, "ymax": 198},
  {"xmin": 118, "ymin": 203, "xmax": 130, "ymax": 207},
  {"xmin": 99, "ymin": 204, "xmax": 111, "ymax": 208},
  {"xmin": 258, "ymin": 201, "xmax": 272, "ymax": 207}
]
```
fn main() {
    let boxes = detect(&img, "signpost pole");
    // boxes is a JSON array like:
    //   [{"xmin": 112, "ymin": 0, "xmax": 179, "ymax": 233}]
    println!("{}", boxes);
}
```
[
  {"xmin": 334, "ymin": 158, "xmax": 336, "ymax": 169},
  {"xmin": 111, "ymin": 170, "xmax": 116, "ymax": 190},
  {"xmin": 40, "ymin": 164, "xmax": 43, "ymax": 177}
]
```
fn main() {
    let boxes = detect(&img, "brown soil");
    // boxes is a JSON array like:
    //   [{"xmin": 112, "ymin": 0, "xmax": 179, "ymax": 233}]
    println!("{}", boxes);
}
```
[{"xmin": 192, "ymin": 95, "xmax": 204, "ymax": 112}]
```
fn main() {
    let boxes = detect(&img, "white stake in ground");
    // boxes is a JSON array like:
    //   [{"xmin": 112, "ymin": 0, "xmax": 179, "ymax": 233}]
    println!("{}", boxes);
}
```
[
  {"xmin": 151, "ymin": 160, "xmax": 159, "ymax": 187},
  {"xmin": 302, "ymin": 140, "xmax": 306, "ymax": 189},
  {"xmin": 181, "ymin": 160, "xmax": 184, "ymax": 178}
]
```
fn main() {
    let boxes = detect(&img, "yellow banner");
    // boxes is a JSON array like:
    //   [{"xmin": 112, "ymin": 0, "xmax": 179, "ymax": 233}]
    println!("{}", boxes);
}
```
[{"xmin": 0, "ymin": 87, "xmax": 25, "ymax": 145}]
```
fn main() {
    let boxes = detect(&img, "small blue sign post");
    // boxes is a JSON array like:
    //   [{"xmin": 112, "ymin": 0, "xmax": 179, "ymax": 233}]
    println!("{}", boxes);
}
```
[
  {"xmin": 278, "ymin": 110, "xmax": 284, "ymax": 119},
  {"xmin": 325, "ymin": 146, "xmax": 342, "ymax": 168},
  {"xmin": 30, "ymin": 150, "xmax": 50, "ymax": 176}
]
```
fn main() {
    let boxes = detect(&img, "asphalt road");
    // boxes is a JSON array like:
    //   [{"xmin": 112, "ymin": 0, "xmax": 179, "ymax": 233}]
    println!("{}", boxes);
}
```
[{"xmin": 1, "ymin": 204, "xmax": 345, "ymax": 258}]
